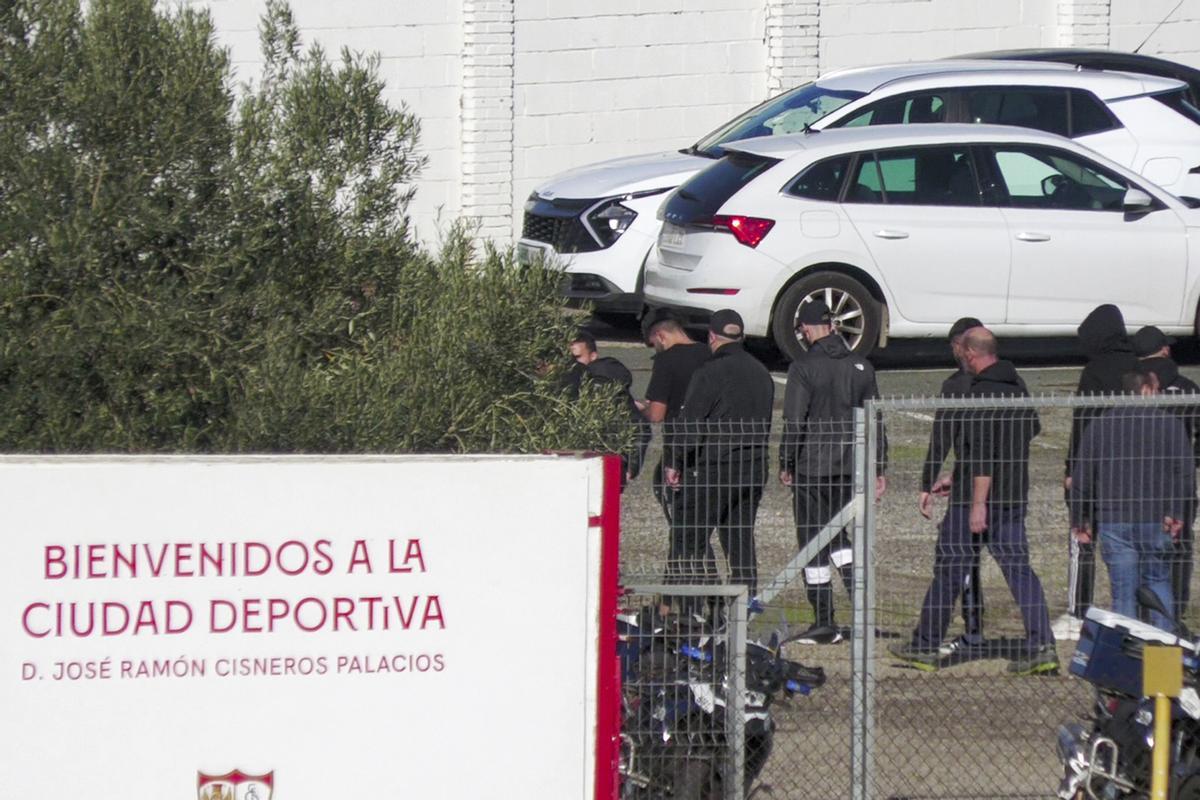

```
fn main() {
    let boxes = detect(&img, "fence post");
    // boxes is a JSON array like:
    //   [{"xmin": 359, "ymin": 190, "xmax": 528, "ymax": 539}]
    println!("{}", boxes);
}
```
[
  {"xmin": 727, "ymin": 589, "xmax": 748, "ymax": 800},
  {"xmin": 850, "ymin": 406, "xmax": 876, "ymax": 800}
]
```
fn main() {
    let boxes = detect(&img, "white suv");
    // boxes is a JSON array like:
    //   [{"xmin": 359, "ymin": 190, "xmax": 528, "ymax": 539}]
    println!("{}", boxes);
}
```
[
  {"xmin": 643, "ymin": 124, "xmax": 1200, "ymax": 359},
  {"xmin": 518, "ymin": 60, "xmax": 1200, "ymax": 315}
]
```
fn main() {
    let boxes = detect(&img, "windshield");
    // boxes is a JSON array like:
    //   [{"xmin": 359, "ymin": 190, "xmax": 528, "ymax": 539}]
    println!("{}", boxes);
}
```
[{"xmin": 691, "ymin": 83, "xmax": 865, "ymax": 158}]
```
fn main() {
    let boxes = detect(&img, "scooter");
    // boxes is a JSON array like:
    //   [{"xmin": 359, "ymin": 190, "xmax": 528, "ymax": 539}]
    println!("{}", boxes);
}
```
[
  {"xmin": 1058, "ymin": 588, "xmax": 1200, "ymax": 800},
  {"xmin": 617, "ymin": 605, "xmax": 826, "ymax": 799}
]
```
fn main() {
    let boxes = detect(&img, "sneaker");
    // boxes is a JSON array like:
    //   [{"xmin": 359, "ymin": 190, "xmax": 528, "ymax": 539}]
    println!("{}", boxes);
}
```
[
  {"xmin": 1051, "ymin": 613, "xmax": 1083, "ymax": 641},
  {"xmin": 1007, "ymin": 643, "xmax": 1061, "ymax": 676},
  {"xmin": 887, "ymin": 641, "xmax": 941, "ymax": 671},
  {"xmin": 938, "ymin": 635, "xmax": 985, "ymax": 658},
  {"xmin": 792, "ymin": 623, "xmax": 844, "ymax": 645}
]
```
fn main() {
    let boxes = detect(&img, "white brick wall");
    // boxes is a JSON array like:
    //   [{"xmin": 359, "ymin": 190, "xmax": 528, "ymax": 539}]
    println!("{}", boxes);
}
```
[
  {"xmin": 183, "ymin": 1, "xmax": 1200, "ymax": 247},
  {"xmin": 818, "ymin": 0, "xmax": 1056, "ymax": 71},
  {"xmin": 462, "ymin": 1, "xmax": 515, "ymax": 240},
  {"xmin": 766, "ymin": 0, "xmax": 820, "ymax": 93},
  {"xmin": 511, "ymin": 0, "xmax": 767, "ymax": 237},
  {"xmin": 1057, "ymin": 0, "xmax": 1110, "ymax": 47},
  {"xmin": 1110, "ymin": 0, "xmax": 1200, "ymax": 68}
]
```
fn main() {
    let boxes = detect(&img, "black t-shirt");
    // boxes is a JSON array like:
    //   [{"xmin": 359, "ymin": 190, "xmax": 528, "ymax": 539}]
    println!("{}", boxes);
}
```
[{"xmin": 646, "ymin": 342, "xmax": 710, "ymax": 421}]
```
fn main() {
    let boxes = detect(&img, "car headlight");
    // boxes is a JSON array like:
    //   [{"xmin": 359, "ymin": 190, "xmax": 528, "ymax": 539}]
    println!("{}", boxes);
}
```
[{"xmin": 586, "ymin": 199, "xmax": 638, "ymax": 248}]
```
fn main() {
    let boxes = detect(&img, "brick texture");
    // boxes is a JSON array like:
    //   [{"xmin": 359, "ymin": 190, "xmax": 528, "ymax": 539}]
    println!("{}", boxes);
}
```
[{"xmin": 179, "ymin": 1, "xmax": 1200, "ymax": 246}]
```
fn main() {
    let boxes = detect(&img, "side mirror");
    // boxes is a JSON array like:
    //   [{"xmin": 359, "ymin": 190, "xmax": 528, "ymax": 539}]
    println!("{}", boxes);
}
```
[{"xmin": 1123, "ymin": 188, "xmax": 1154, "ymax": 213}]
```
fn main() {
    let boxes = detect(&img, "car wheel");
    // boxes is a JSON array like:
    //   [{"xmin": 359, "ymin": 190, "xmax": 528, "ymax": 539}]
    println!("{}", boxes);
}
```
[{"xmin": 772, "ymin": 272, "xmax": 881, "ymax": 360}]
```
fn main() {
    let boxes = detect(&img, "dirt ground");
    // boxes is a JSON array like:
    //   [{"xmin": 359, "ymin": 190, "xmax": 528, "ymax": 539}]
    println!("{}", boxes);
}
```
[{"xmin": 615, "ymin": 383, "xmax": 1198, "ymax": 799}]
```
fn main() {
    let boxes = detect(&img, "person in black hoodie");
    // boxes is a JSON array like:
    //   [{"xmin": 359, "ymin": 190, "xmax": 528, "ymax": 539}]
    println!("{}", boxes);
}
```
[
  {"xmin": 780, "ymin": 298, "xmax": 887, "ymax": 645},
  {"xmin": 891, "ymin": 327, "xmax": 1057, "ymax": 674},
  {"xmin": 1134, "ymin": 325, "xmax": 1200, "ymax": 618},
  {"xmin": 1058, "ymin": 304, "xmax": 1139, "ymax": 640}
]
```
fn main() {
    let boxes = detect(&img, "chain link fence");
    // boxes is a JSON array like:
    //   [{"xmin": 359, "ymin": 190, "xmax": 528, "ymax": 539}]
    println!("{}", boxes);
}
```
[{"xmin": 618, "ymin": 392, "xmax": 1200, "ymax": 799}]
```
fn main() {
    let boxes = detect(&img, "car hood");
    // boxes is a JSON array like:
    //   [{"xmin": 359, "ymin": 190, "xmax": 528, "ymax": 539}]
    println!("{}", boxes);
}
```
[{"xmin": 533, "ymin": 150, "xmax": 712, "ymax": 200}]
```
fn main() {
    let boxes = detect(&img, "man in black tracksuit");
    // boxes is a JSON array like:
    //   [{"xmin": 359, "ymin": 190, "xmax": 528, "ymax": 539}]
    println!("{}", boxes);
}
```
[
  {"xmin": 1060, "ymin": 304, "xmax": 1139, "ymax": 639},
  {"xmin": 666, "ymin": 309, "xmax": 773, "ymax": 599},
  {"xmin": 780, "ymin": 299, "xmax": 886, "ymax": 644},
  {"xmin": 892, "ymin": 327, "xmax": 1057, "ymax": 674},
  {"xmin": 920, "ymin": 316, "xmax": 986, "ymax": 656},
  {"xmin": 1135, "ymin": 325, "xmax": 1200, "ymax": 618}
]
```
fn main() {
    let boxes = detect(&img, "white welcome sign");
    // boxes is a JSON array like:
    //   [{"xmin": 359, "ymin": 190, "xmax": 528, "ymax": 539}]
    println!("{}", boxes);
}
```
[{"xmin": 0, "ymin": 455, "xmax": 620, "ymax": 799}]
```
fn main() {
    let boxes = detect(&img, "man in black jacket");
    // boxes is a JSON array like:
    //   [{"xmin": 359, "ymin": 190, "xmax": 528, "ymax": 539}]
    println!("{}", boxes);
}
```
[
  {"xmin": 1135, "ymin": 325, "xmax": 1200, "ymax": 618},
  {"xmin": 1058, "ymin": 304, "xmax": 1139, "ymax": 640},
  {"xmin": 665, "ymin": 309, "xmax": 773, "ymax": 598},
  {"xmin": 1069, "ymin": 370, "xmax": 1194, "ymax": 629},
  {"xmin": 891, "ymin": 328, "xmax": 1057, "ymax": 674},
  {"xmin": 568, "ymin": 331, "xmax": 651, "ymax": 488},
  {"xmin": 919, "ymin": 316, "xmax": 986, "ymax": 657},
  {"xmin": 780, "ymin": 299, "xmax": 886, "ymax": 644}
]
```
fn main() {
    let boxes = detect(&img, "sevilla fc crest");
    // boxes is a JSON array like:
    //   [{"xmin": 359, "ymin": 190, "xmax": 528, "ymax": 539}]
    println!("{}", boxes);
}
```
[{"xmin": 198, "ymin": 770, "xmax": 274, "ymax": 800}]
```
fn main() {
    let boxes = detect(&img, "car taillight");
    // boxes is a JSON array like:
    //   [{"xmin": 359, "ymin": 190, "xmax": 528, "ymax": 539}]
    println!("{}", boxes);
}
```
[{"xmin": 707, "ymin": 215, "xmax": 775, "ymax": 248}]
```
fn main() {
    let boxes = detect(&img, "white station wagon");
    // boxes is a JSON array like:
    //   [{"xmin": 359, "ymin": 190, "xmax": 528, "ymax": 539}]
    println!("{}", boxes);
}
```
[{"xmin": 643, "ymin": 124, "xmax": 1200, "ymax": 359}]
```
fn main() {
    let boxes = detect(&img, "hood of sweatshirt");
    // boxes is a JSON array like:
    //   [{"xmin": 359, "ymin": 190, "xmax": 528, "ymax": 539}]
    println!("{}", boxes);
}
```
[
  {"xmin": 971, "ymin": 359, "xmax": 1023, "ymax": 394},
  {"xmin": 586, "ymin": 356, "xmax": 633, "ymax": 389},
  {"xmin": 813, "ymin": 333, "xmax": 852, "ymax": 359},
  {"xmin": 1077, "ymin": 304, "xmax": 1132, "ymax": 358}
]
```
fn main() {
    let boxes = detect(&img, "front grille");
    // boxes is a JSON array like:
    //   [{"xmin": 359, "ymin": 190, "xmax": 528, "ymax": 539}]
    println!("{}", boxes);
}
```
[{"xmin": 521, "ymin": 212, "xmax": 601, "ymax": 254}]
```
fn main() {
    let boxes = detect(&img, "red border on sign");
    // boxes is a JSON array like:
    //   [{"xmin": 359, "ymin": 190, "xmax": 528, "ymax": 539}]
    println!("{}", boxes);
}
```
[{"xmin": 593, "ymin": 454, "xmax": 622, "ymax": 800}]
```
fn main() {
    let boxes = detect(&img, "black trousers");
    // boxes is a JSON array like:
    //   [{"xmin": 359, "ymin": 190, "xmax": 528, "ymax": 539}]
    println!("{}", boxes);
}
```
[
  {"xmin": 666, "ymin": 461, "xmax": 763, "ymax": 596},
  {"xmin": 792, "ymin": 478, "xmax": 855, "ymax": 576}
]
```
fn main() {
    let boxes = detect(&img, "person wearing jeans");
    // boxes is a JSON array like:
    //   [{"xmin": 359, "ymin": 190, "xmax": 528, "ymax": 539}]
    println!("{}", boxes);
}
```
[
  {"xmin": 1070, "ymin": 370, "xmax": 1194, "ymax": 630},
  {"xmin": 1099, "ymin": 522, "xmax": 1176, "ymax": 630}
]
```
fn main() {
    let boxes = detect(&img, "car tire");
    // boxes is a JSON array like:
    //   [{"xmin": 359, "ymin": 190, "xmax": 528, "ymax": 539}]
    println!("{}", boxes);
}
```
[{"xmin": 772, "ymin": 272, "xmax": 881, "ymax": 361}]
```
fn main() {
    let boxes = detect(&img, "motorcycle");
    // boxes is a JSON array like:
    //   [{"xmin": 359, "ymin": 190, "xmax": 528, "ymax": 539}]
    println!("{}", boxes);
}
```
[
  {"xmin": 1058, "ymin": 587, "xmax": 1200, "ymax": 799},
  {"xmin": 616, "ymin": 604, "xmax": 826, "ymax": 799}
]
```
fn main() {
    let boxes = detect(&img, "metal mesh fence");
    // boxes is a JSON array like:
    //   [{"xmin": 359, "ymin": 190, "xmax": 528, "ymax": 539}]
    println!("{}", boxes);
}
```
[
  {"xmin": 621, "ymin": 421, "xmax": 869, "ymax": 800},
  {"xmin": 617, "ymin": 393, "xmax": 1200, "ymax": 799},
  {"xmin": 865, "ymin": 393, "xmax": 1200, "ymax": 800}
]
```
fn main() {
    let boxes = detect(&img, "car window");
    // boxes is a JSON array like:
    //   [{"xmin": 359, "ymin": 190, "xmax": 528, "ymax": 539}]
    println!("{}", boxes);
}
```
[
  {"xmin": 691, "ymin": 83, "xmax": 865, "ymax": 157},
  {"xmin": 987, "ymin": 146, "xmax": 1127, "ymax": 211},
  {"xmin": 1153, "ymin": 88, "xmax": 1200, "ymax": 126},
  {"xmin": 966, "ymin": 88, "xmax": 1069, "ymax": 137},
  {"xmin": 837, "ymin": 92, "xmax": 947, "ymax": 127},
  {"xmin": 847, "ymin": 154, "xmax": 884, "ymax": 203},
  {"xmin": 786, "ymin": 155, "xmax": 851, "ymax": 201},
  {"xmin": 845, "ymin": 147, "xmax": 979, "ymax": 206},
  {"xmin": 1069, "ymin": 89, "xmax": 1120, "ymax": 136},
  {"xmin": 661, "ymin": 152, "xmax": 780, "ymax": 223}
]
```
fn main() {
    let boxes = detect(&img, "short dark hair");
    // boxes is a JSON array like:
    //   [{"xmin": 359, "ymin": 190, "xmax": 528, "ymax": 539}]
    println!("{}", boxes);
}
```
[
  {"xmin": 1122, "ymin": 370, "xmax": 1152, "ymax": 394},
  {"xmin": 571, "ymin": 330, "xmax": 597, "ymax": 352}
]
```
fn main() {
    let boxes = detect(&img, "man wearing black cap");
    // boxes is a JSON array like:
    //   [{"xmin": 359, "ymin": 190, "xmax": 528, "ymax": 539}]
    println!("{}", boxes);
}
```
[
  {"xmin": 665, "ymin": 309, "xmax": 774, "ymax": 599},
  {"xmin": 640, "ymin": 309, "xmax": 711, "ymax": 524},
  {"xmin": 919, "ymin": 317, "xmax": 987, "ymax": 657},
  {"xmin": 780, "ymin": 298, "xmax": 886, "ymax": 644},
  {"xmin": 1135, "ymin": 324, "xmax": 1200, "ymax": 618}
]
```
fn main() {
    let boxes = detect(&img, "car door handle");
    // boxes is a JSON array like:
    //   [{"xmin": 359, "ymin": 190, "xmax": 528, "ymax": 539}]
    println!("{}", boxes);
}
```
[
  {"xmin": 873, "ymin": 229, "xmax": 909, "ymax": 240},
  {"xmin": 1015, "ymin": 232, "xmax": 1051, "ymax": 242}
]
